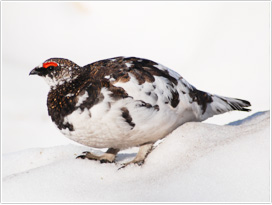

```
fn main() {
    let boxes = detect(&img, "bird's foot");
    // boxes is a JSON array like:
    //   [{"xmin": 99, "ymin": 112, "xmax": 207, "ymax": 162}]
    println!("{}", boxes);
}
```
[
  {"xmin": 118, "ymin": 143, "xmax": 154, "ymax": 170},
  {"xmin": 76, "ymin": 148, "xmax": 119, "ymax": 163},
  {"xmin": 118, "ymin": 158, "xmax": 146, "ymax": 170}
]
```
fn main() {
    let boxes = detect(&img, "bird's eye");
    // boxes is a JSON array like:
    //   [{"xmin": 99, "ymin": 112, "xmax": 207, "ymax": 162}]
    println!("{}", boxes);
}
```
[{"xmin": 47, "ymin": 66, "xmax": 55, "ymax": 70}]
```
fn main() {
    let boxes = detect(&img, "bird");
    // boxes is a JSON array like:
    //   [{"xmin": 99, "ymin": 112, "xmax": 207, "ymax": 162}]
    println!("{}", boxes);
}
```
[{"xmin": 29, "ymin": 56, "xmax": 251, "ymax": 167}]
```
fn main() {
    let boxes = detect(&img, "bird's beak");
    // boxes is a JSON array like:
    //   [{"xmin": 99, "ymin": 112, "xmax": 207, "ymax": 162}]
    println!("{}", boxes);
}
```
[{"xmin": 29, "ymin": 67, "xmax": 39, "ymax": 75}]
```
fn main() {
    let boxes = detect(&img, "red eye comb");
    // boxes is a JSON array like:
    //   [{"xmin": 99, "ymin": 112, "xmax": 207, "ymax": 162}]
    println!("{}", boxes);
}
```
[{"xmin": 43, "ymin": 62, "xmax": 58, "ymax": 68}]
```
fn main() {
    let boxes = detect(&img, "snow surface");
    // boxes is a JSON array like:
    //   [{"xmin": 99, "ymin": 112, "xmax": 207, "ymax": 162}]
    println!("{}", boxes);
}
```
[{"xmin": 2, "ymin": 111, "xmax": 270, "ymax": 203}]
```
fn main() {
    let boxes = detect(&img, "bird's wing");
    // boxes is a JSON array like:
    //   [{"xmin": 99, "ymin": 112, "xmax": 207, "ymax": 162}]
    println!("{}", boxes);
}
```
[
  {"xmin": 84, "ymin": 56, "xmax": 191, "ymax": 108},
  {"xmin": 83, "ymin": 56, "xmax": 251, "ymax": 123},
  {"xmin": 81, "ymin": 56, "xmax": 205, "ymax": 127}
]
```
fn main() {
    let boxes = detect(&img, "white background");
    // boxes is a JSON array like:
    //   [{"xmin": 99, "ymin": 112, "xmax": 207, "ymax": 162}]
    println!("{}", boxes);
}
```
[{"xmin": 2, "ymin": 1, "xmax": 270, "ymax": 154}]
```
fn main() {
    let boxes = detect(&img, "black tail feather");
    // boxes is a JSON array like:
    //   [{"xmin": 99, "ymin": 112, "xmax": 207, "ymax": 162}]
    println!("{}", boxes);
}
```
[{"xmin": 219, "ymin": 97, "xmax": 251, "ymax": 112}]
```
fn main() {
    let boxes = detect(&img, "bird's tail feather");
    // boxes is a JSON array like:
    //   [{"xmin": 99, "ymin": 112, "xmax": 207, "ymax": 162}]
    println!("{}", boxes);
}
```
[
  {"xmin": 209, "ymin": 95, "xmax": 251, "ymax": 114},
  {"xmin": 198, "ymin": 94, "xmax": 251, "ymax": 121}
]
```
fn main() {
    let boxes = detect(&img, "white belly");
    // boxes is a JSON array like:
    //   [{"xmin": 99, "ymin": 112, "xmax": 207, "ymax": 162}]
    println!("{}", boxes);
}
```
[
  {"xmin": 60, "ymin": 76, "xmax": 198, "ymax": 149},
  {"xmin": 61, "ymin": 100, "xmax": 176, "ymax": 149}
]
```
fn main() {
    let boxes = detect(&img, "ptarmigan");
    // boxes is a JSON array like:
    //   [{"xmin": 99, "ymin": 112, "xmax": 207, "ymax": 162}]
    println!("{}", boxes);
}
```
[{"xmin": 29, "ymin": 56, "xmax": 251, "ymax": 166}]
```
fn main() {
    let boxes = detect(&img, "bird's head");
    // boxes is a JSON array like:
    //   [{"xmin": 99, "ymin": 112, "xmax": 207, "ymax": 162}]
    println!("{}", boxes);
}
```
[{"xmin": 29, "ymin": 58, "xmax": 81, "ymax": 88}]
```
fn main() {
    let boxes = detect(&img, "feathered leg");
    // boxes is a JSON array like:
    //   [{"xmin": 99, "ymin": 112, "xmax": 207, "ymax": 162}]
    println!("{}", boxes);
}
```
[
  {"xmin": 76, "ymin": 148, "xmax": 120, "ymax": 163},
  {"xmin": 119, "ymin": 143, "xmax": 154, "ymax": 169}
]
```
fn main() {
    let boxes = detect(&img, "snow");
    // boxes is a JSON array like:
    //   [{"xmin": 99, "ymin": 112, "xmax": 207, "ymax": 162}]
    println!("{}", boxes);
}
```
[
  {"xmin": 2, "ymin": 111, "xmax": 270, "ymax": 202},
  {"xmin": 1, "ymin": 2, "xmax": 270, "ymax": 202}
]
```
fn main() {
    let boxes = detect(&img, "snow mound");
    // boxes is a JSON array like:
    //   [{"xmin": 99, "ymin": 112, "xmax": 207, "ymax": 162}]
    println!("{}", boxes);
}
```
[{"xmin": 2, "ymin": 111, "xmax": 270, "ymax": 202}]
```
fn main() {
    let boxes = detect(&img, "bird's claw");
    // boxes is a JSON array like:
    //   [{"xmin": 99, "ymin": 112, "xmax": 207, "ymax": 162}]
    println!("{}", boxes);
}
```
[
  {"xmin": 76, "ymin": 151, "xmax": 97, "ymax": 161},
  {"xmin": 76, "ymin": 155, "xmax": 87, "ymax": 159},
  {"xmin": 76, "ymin": 151, "xmax": 115, "ymax": 163},
  {"xmin": 118, "ymin": 160, "xmax": 145, "ymax": 170}
]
